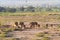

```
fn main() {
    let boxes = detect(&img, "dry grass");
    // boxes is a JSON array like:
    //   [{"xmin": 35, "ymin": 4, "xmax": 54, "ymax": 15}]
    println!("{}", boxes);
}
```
[{"xmin": 0, "ymin": 12, "xmax": 60, "ymax": 25}]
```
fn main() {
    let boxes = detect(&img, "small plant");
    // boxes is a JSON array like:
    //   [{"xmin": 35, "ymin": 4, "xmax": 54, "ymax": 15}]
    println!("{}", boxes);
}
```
[
  {"xmin": 41, "ymin": 37, "xmax": 50, "ymax": 40},
  {"xmin": 0, "ymin": 38, "xmax": 18, "ymax": 40},
  {"xmin": 36, "ymin": 39, "xmax": 41, "ymax": 40},
  {"xmin": 36, "ymin": 33, "xmax": 44, "ymax": 37},
  {"xmin": 0, "ymin": 33, "xmax": 6, "ymax": 37}
]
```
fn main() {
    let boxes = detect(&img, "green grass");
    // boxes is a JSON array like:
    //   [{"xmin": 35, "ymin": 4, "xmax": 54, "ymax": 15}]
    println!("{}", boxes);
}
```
[{"xmin": 0, "ymin": 12, "xmax": 59, "ymax": 16}]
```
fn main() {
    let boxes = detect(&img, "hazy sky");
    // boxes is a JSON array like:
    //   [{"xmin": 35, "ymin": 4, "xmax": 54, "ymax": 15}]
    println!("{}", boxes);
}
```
[{"xmin": 0, "ymin": 0, "xmax": 60, "ymax": 7}]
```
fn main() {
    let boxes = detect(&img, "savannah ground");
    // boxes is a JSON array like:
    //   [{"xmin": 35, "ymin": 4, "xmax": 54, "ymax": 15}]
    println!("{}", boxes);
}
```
[
  {"xmin": 0, "ymin": 12, "xmax": 60, "ymax": 40},
  {"xmin": 0, "ymin": 12, "xmax": 60, "ymax": 24}
]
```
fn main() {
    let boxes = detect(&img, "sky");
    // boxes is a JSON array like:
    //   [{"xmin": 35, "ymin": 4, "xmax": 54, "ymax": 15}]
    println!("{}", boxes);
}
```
[{"xmin": 0, "ymin": 0, "xmax": 60, "ymax": 7}]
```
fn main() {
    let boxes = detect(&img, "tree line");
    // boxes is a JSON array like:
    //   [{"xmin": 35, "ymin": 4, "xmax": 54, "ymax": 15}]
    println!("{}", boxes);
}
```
[{"xmin": 0, "ymin": 6, "xmax": 60, "ymax": 13}]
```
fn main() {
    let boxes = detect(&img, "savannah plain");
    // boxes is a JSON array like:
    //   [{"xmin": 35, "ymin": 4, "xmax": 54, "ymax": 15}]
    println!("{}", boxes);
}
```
[{"xmin": 0, "ymin": 12, "xmax": 60, "ymax": 40}]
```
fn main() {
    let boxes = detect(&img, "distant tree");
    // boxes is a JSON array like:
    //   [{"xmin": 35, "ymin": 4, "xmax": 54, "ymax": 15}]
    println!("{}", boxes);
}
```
[
  {"xmin": 46, "ymin": 8, "xmax": 52, "ymax": 12},
  {"xmin": 20, "ymin": 7, "xmax": 25, "ymax": 12},
  {"xmin": 27, "ymin": 6, "xmax": 35, "ymax": 12},
  {"xmin": 0, "ymin": 7, "xmax": 6, "ymax": 12},
  {"xmin": 8, "ymin": 8, "xmax": 16, "ymax": 13}
]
